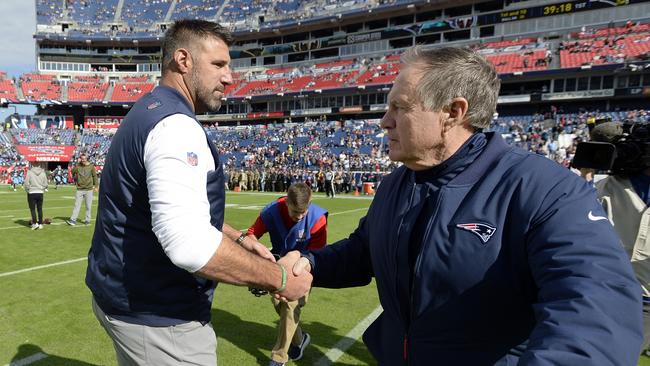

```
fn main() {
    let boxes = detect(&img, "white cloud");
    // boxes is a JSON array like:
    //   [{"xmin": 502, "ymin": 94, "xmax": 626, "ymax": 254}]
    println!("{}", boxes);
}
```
[{"xmin": 0, "ymin": 1, "xmax": 36, "ymax": 77}]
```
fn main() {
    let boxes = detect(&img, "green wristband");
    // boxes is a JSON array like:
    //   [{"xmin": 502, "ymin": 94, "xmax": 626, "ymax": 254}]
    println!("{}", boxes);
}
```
[{"xmin": 272, "ymin": 264, "xmax": 287, "ymax": 294}]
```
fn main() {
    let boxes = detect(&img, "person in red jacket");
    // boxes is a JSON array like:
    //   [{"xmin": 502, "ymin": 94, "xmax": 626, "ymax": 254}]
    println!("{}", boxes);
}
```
[{"xmin": 246, "ymin": 183, "xmax": 327, "ymax": 366}]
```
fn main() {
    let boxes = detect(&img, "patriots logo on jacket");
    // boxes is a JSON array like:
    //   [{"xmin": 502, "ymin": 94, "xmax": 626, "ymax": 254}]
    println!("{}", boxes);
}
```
[{"xmin": 456, "ymin": 223, "xmax": 496, "ymax": 244}]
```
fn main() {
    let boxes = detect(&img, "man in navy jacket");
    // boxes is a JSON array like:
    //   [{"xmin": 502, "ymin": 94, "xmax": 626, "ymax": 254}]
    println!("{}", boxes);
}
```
[{"xmin": 288, "ymin": 46, "xmax": 643, "ymax": 365}]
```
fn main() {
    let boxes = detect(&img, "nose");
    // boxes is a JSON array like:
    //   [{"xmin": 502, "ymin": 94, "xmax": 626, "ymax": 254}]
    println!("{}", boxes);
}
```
[
  {"xmin": 222, "ymin": 66, "xmax": 233, "ymax": 85},
  {"xmin": 380, "ymin": 110, "xmax": 394, "ymax": 130}
]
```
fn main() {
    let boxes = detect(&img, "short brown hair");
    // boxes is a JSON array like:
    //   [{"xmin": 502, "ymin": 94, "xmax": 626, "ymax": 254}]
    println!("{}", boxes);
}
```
[
  {"xmin": 286, "ymin": 183, "xmax": 312, "ymax": 212},
  {"xmin": 162, "ymin": 19, "xmax": 234, "ymax": 73}
]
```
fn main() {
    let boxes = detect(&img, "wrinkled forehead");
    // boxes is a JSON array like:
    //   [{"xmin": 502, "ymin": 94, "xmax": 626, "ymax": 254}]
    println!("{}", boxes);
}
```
[{"xmin": 388, "ymin": 65, "xmax": 424, "ymax": 103}]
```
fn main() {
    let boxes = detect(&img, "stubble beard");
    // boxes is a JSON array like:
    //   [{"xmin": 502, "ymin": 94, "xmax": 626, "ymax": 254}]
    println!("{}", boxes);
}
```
[{"xmin": 190, "ymin": 68, "xmax": 222, "ymax": 113}]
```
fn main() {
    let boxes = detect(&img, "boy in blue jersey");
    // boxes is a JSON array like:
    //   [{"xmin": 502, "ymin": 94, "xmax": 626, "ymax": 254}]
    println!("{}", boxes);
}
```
[{"xmin": 246, "ymin": 183, "xmax": 327, "ymax": 366}]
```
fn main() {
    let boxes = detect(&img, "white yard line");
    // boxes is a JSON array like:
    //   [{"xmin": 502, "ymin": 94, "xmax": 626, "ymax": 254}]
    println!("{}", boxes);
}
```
[
  {"xmin": 0, "ymin": 258, "xmax": 87, "ymax": 278},
  {"xmin": 0, "ymin": 206, "xmax": 81, "ymax": 213},
  {"xmin": 329, "ymin": 208, "xmax": 368, "ymax": 216},
  {"xmin": 0, "ymin": 221, "xmax": 90, "ymax": 231},
  {"xmin": 4, "ymin": 352, "xmax": 48, "ymax": 366},
  {"xmin": 314, "ymin": 305, "xmax": 383, "ymax": 366}
]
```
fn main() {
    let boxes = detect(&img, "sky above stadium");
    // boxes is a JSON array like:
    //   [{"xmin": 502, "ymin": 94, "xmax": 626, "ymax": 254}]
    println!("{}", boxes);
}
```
[
  {"xmin": 0, "ymin": 1, "xmax": 37, "ymax": 116},
  {"xmin": 0, "ymin": 1, "xmax": 36, "ymax": 78}
]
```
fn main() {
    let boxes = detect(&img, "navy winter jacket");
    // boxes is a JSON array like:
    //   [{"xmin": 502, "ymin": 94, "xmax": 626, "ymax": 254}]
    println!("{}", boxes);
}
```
[{"xmin": 307, "ymin": 132, "xmax": 642, "ymax": 365}]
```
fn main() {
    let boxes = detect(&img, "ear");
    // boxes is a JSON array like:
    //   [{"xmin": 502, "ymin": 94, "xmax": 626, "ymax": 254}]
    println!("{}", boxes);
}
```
[
  {"xmin": 173, "ymin": 48, "xmax": 192, "ymax": 74},
  {"xmin": 447, "ymin": 97, "xmax": 469, "ymax": 126},
  {"xmin": 443, "ymin": 97, "xmax": 469, "ymax": 131}
]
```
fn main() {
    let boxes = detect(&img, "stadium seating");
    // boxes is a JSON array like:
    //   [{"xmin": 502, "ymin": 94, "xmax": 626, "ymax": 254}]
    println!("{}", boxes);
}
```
[
  {"xmin": 0, "ymin": 79, "xmax": 18, "ymax": 103},
  {"xmin": 121, "ymin": 0, "xmax": 172, "ymax": 27},
  {"xmin": 172, "ymin": 0, "xmax": 222, "ymax": 20},
  {"xmin": 69, "ymin": 0, "xmax": 119, "ymax": 27},
  {"xmin": 559, "ymin": 21, "xmax": 650, "ymax": 68},
  {"xmin": 10, "ymin": 129, "xmax": 76, "ymax": 145},
  {"xmin": 68, "ymin": 82, "xmax": 109, "ymax": 102},
  {"xmin": 111, "ymin": 82, "xmax": 156, "ymax": 102},
  {"xmin": 355, "ymin": 62, "xmax": 400, "ymax": 86},
  {"xmin": 21, "ymin": 78, "xmax": 61, "ymax": 101},
  {"xmin": 76, "ymin": 130, "xmax": 115, "ymax": 167},
  {"xmin": 36, "ymin": 0, "xmax": 66, "ymax": 25}
]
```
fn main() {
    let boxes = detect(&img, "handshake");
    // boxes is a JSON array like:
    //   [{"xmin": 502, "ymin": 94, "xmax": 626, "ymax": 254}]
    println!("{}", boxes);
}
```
[{"xmin": 247, "ymin": 247, "xmax": 312, "ymax": 302}]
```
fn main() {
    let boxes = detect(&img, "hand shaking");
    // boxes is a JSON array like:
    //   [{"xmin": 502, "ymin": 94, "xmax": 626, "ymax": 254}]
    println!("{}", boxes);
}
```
[{"xmin": 275, "ymin": 251, "xmax": 312, "ymax": 301}]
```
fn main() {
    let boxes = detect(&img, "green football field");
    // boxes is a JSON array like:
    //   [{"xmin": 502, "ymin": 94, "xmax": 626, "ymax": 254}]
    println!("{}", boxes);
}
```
[
  {"xmin": 2, "ymin": 185, "xmax": 649, "ymax": 366},
  {"xmin": 0, "ymin": 185, "xmax": 379, "ymax": 365}
]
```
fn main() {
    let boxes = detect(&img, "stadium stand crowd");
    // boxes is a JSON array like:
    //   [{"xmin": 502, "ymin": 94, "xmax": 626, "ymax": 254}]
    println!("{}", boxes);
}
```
[{"xmin": 3, "ymin": 109, "xmax": 649, "ymax": 192}]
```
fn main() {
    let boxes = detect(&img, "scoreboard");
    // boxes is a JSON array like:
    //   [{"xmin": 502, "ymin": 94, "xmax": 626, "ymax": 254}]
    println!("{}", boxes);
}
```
[{"xmin": 490, "ymin": 0, "xmax": 645, "ymax": 24}]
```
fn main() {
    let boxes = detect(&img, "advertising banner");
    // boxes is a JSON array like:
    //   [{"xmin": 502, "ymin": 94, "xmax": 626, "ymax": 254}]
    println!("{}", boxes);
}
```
[
  {"xmin": 8, "ymin": 115, "xmax": 74, "ymax": 129},
  {"xmin": 16, "ymin": 145, "xmax": 76, "ymax": 162},
  {"xmin": 84, "ymin": 116, "xmax": 124, "ymax": 129}
]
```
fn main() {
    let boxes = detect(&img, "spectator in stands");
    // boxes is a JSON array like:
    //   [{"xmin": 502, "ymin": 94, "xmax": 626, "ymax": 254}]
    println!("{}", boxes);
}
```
[
  {"xmin": 85, "ymin": 19, "xmax": 311, "ymax": 366},
  {"xmin": 285, "ymin": 46, "xmax": 642, "ymax": 365},
  {"xmin": 24, "ymin": 162, "xmax": 48, "ymax": 230},
  {"xmin": 246, "ymin": 183, "xmax": 327, "ymax": 366},
  {"xmin": 66, "ymin": 153, "xmax": 97, "ymax": 226}
]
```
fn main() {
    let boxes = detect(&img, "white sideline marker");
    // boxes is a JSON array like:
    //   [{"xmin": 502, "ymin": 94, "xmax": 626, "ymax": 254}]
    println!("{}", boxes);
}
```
[
  {"xmin": 315, "ymin": 305, "xmax": 383, "ymax": 366},
  {"xmin": 4, "ymin": 352, "xmax": 48, "ymax": 366},
  {"xmin": 0, "ymin": 258, "xmax": 86, "ymax": 278}
]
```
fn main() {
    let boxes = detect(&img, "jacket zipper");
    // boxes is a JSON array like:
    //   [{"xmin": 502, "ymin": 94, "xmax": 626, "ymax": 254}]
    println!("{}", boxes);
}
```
[
  {"xmin": 398, "ymin": 182, "xmax": 417, "ymax": 364},
  {"xmin": 405, "ymin": 188, "xmax": 443, "ymax": 364}
]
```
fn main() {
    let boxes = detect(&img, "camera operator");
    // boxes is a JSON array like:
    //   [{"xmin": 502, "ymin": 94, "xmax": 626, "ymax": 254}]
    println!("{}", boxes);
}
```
[{"xmin": 577, "ymin": 120, "xmax": 650, "ymax": 354}]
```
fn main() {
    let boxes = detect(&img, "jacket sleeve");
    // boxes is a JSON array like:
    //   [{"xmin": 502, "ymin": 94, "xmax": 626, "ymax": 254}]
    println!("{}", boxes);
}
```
[
  {"xmin": 519, "ymin": 178, "xmax": 642, "ymax": 366},
  {"xmin": 304, "ymin": 215, "xmax": 374, "ymax": 289}
]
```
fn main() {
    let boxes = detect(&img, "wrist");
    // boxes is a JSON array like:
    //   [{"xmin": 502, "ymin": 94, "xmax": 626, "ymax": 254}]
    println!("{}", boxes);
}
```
[
  {"xmin": 235, "ymin": 233, "xmax": 247, "ymax": 246},
  {"xmin": 272, "ymin": 263, "xmax": 287, "ymax": 293}
]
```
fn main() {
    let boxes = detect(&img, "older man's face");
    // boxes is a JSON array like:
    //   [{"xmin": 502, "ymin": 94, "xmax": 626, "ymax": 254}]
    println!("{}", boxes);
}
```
[{"xmin": 380, "ymin": 64, "xmax": 447, "ymax": 170}]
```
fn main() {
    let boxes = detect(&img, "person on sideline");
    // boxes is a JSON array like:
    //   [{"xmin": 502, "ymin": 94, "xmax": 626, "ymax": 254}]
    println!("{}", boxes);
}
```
[
  {"xmin": 66, "ymin": 153, "xmax": 98, "ymax": 225},
  {"xmin": 24, "ymin": 162, "xmax": 48, "ymax": 230},
  {"xmin": 246, "ymin": 183, "xmax": 327, "ymax": 366},
  {"xmin": 85, "ymin": 19, "xmax": 311, "ymax": 366},
  {"xmin": 584, "ymin": 121, "xmax": 650, "ymax": 355},
  {"xmin": 286, "ymin": 46, "xmax": 643, "ymax": 365}
]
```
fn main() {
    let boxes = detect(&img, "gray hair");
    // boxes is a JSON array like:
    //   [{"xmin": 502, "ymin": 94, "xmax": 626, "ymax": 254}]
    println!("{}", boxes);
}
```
[{"xmin": 401, "ymin": 46, "xmax": 500, "ymax": 129}]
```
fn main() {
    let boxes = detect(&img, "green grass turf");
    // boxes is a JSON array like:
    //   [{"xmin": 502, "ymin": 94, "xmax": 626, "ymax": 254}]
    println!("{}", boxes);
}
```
[
  {"xmin": 0, "ymin": 185, "xmax": 379, "ymax": 365},
  {"xmin": 2, "ymin": 185, "xmax": 649, "ymax": 365}
]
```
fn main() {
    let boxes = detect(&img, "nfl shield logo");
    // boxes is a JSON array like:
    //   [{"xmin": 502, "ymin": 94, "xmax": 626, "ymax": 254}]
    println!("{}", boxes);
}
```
[{"xmin": 186, "ymin": 152, "xmax": 198, "ymax": 166}]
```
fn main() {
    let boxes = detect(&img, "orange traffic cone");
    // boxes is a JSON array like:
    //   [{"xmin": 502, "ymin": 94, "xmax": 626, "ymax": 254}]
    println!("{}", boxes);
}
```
[{"xmin": 353, "ymin": 188, "xmax": 360, "ymax": 196}]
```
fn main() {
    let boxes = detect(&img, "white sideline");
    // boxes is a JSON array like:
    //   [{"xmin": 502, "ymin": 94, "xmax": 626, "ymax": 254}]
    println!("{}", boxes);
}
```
[
  {"xmin": 315, "ymin": 305, "xmax": 383, "ymax": 366},
  {"xmin": 0, "ymin": 258, "xmax": 86, "ymax": 278},
  {"xmin": 3, "ymin": 352, "xmax": 47, "ymax": 366}
]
